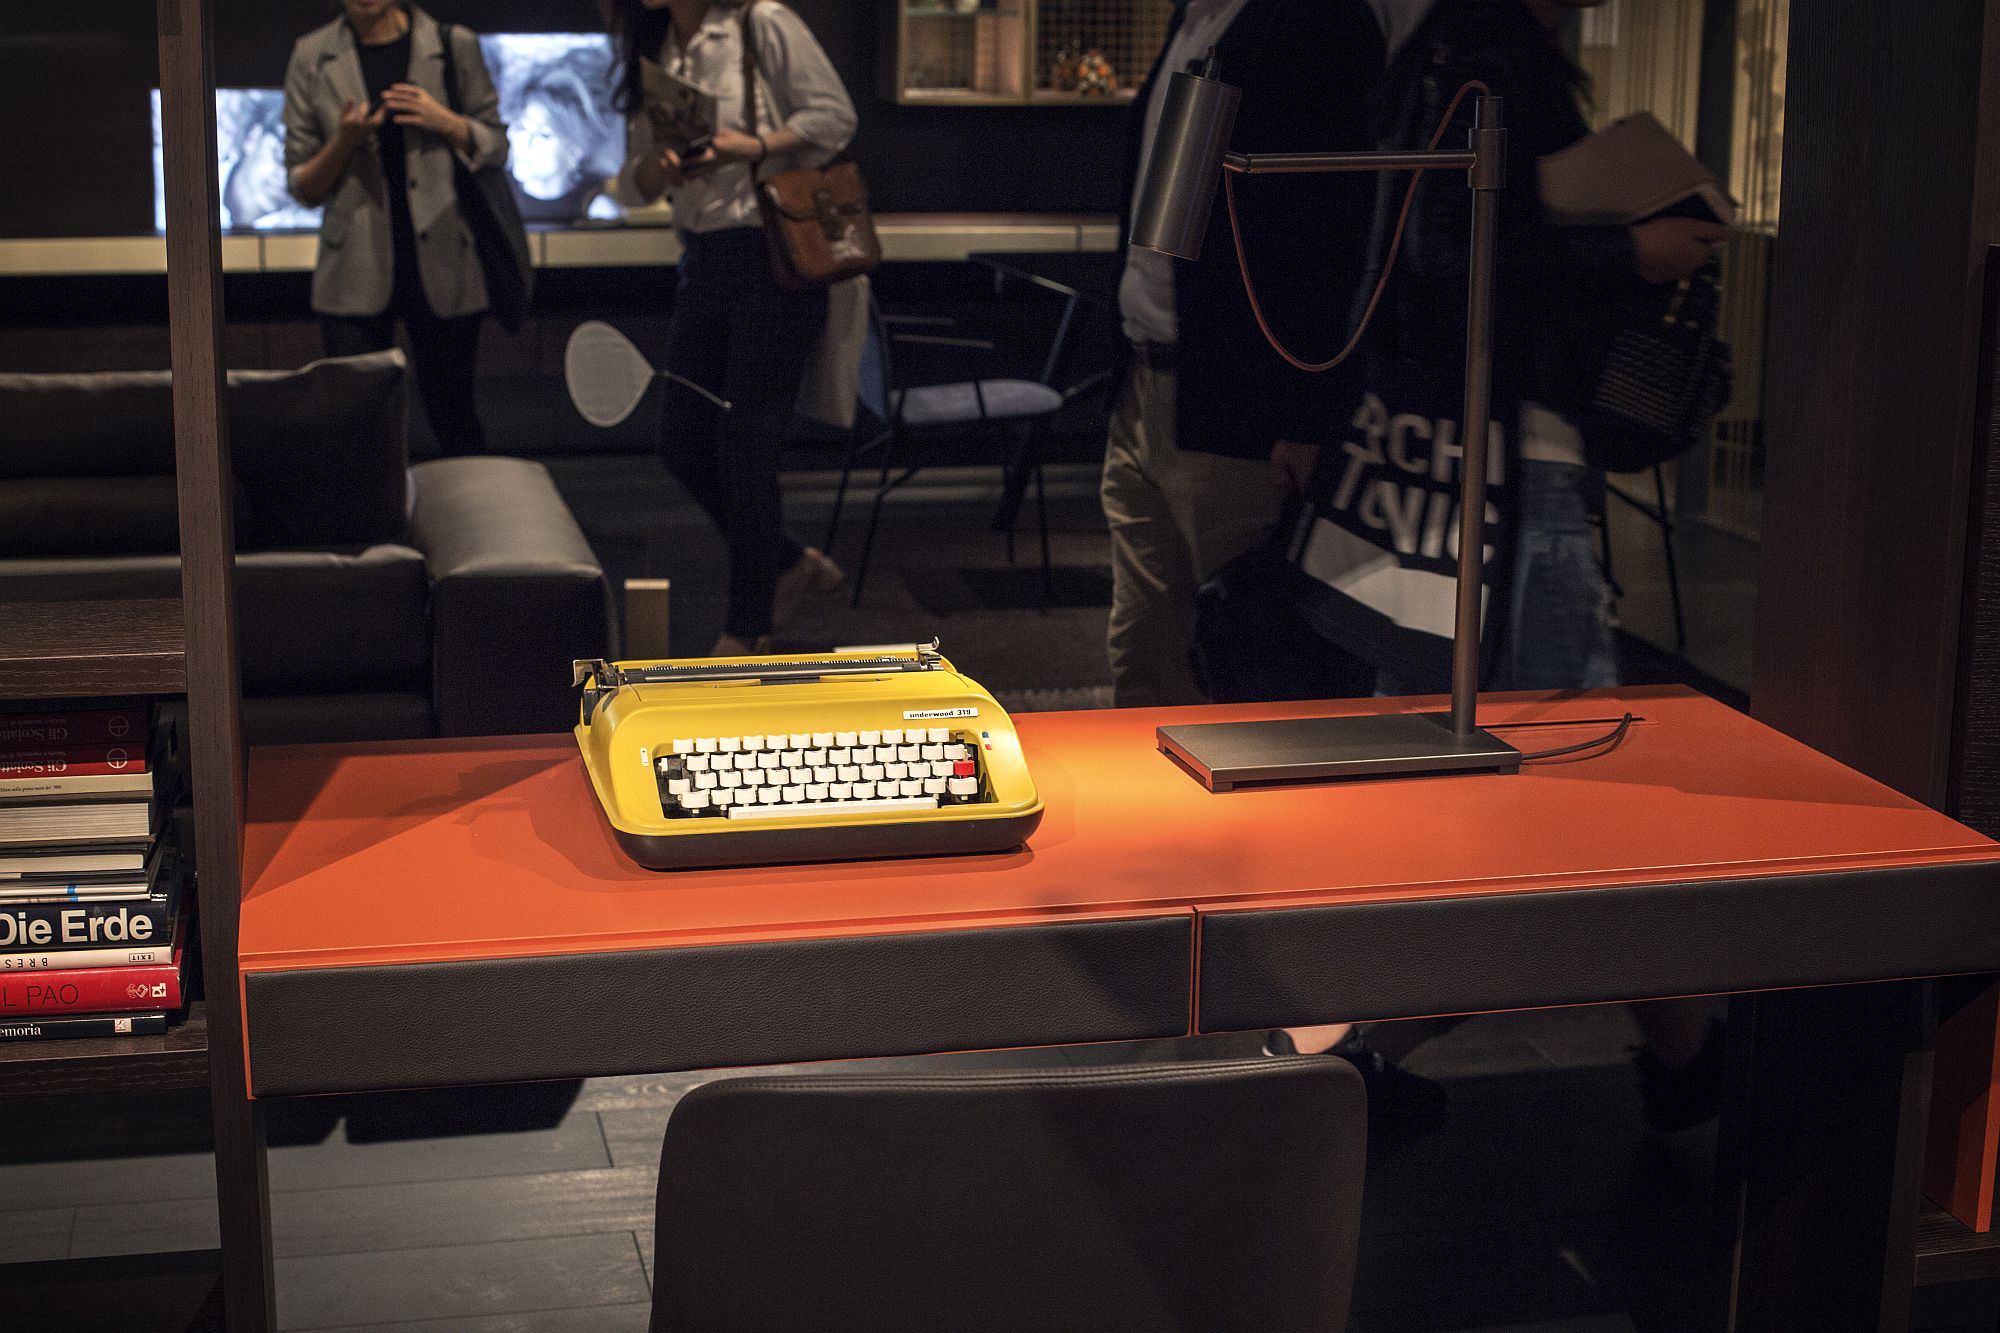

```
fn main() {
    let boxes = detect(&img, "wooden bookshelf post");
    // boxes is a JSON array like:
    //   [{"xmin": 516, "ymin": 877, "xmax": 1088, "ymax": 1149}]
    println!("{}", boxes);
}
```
[{"xmin": 157, "ymin": 0, "xmax": 274, "ymax": 1325}]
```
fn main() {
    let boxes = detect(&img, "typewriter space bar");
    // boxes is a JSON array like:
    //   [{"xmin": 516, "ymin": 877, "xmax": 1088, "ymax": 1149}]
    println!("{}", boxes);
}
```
[{"xmin": 726, "ymin": 796, "xmax": 939, "ymax": 820}]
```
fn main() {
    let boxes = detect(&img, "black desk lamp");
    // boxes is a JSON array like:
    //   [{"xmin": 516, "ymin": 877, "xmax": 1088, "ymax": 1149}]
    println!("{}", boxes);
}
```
[{"xmin": 1138, "ymin": 67, "xmax": 1523, "ymax": 790}]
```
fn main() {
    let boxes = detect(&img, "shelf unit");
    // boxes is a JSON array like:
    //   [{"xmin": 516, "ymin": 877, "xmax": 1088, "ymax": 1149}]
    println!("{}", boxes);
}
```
[
  {"xmin": 0, "ymin": 1002, "xmax": 211, "ymax": 1099},
  {"xmin": 0, "ymin": 0, "xmax": 271, "ymax": 1325},
  {"xmin": 884, "ymin": 0, "xmax": 1174, "ymax": 106},
  {"xmin": 0, "ymin": 600, "xmax": 186, "ymax": 700},
  {"xmin": 0, "ymin": 597, "xmax": 203, "ymax": 1100}
]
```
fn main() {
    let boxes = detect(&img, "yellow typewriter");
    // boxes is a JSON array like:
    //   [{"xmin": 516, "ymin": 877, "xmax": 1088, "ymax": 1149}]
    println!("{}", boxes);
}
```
[{"xmin": 573, "ymin": 642, "xmax": 1043, "ymax": 870}]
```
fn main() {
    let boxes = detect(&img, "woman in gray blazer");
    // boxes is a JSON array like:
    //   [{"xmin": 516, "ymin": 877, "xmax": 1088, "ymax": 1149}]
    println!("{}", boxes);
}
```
[{"xmin": 283, "ymin": 0, "xmax": 508, "ymax": 456}]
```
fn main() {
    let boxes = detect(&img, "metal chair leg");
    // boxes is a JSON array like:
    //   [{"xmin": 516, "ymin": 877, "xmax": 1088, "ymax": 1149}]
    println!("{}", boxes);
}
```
[
  {"xmin": 1034, "ymin": 458, "xmax": 1053, "ymax": 611},
  {"xmin": 824, "ymin": 427, "xmax": 873, "ymax": 553},
  {"xmin": 851, "ymin": 426, "xmax": 902, "ymax": 608},
  {"xmin": 1655, "ymin": 464, "xmax": 1689, "ymax": 651}
]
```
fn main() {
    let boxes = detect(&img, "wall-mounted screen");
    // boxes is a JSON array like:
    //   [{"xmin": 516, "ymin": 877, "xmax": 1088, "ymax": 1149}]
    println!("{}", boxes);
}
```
[
  {"xmin": 481, "ymin": 33, "xmax": 628, "ymax": 224},
  {"xmin": 151, "ymin": 37, "xmax": 629, "ymax": 234},
  {"xmin": 151, "ymin": 89, "xmax": 323, "ymax": 234}
]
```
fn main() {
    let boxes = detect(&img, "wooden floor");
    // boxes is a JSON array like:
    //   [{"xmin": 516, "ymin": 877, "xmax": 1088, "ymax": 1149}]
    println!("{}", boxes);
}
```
[{"xmin": 1, "ymin": 1004, "xmax": 1716, "ymax": 1331}]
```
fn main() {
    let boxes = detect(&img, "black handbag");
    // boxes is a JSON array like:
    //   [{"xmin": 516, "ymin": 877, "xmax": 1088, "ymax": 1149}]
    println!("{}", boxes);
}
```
[
  {"xmin": 1581, "ymin": 260, "xmax": 1733, "ymax": 474},
  {"xmin": 438, "ymin": 23, "xmax": 533, "ymax": 333}
]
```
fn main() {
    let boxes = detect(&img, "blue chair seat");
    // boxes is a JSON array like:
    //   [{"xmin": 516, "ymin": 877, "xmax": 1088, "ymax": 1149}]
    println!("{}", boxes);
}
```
[{"xmin": 892, "ymin": 379, "xmax": 1064, "ymax": 429}]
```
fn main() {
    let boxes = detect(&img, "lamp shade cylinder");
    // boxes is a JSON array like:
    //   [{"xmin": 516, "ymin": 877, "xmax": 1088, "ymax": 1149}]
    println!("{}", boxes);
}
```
[{"xmin": 1130, "ymin": 71, "xmax": 1241, "ymax": 260}]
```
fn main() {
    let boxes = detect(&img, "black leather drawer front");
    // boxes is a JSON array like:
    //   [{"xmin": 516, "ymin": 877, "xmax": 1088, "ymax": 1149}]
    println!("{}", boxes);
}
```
[
  {"xmin": 1196, "ymin": 861, "xmax": 2000, "ymax": 1034},
  {"xmin": 246, "ymin": 915, "xmax": 1194, "ymax": 1097}
]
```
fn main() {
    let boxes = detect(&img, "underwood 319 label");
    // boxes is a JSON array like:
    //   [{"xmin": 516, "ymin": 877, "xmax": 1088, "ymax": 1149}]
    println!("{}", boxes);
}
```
[{"xmin": 904, "ymin": 707, "xmax": 979, "ymax": 721}]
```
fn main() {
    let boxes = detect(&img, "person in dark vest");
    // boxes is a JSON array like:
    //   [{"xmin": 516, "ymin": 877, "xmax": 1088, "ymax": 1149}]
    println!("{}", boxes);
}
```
[{"xmin": 1102, "ymin": 0, "xmax": 1385, "ymax": 710}]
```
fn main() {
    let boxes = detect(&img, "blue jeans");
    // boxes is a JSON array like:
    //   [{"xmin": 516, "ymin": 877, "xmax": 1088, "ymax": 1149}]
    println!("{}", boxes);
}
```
[{"xmin": 1493, "ymin": 459, "xmax": 1619, "ymax": 691}]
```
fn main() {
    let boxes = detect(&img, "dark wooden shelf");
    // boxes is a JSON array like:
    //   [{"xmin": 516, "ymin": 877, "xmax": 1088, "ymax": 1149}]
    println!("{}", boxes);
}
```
[
  {"xmin": 0, "ymin": 599, "xmax": 185, "ymax": 701},
  {"xmin": 1917, "ymin": 1205, "xmax": 2000, "ymax": 1286},
  {"xmin": 0, "ymin": 1001, "xmax": 208, "ymax": 1098}
]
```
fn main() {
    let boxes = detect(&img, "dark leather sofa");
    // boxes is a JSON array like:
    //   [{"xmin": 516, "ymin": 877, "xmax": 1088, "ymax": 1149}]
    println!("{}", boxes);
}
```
[{"xmin": 0, "ymin": 351, "xmax": 612, "ymax": 744}]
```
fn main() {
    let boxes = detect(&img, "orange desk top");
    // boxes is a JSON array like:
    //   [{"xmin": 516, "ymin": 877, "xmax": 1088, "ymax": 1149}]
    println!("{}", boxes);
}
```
[{"xmin": 240, "ymin": 686, "xmax": 2000, "ymax": 975}]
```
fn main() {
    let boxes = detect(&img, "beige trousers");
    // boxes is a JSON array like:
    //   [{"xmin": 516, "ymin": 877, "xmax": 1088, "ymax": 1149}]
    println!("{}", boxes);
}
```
[{"xmin": 1101, "ymin": 364, "xmax": 1286, "ymax": 709}]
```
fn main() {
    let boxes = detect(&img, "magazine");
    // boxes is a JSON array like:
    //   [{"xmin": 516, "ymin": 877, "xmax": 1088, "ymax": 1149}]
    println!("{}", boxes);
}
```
[{"xmin": 640, "ymin": 59, "xmax": 718, "ymax": 157}]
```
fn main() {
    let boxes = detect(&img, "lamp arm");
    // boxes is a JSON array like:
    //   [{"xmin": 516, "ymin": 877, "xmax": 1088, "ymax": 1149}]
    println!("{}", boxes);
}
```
[
  {"xmin": 1216, "ymin": 81, "xmax": 1496, "ymax": 377},
  {"xmin": 1224, "ymin": 149, "xmax": 1478, "ymax": 174}
]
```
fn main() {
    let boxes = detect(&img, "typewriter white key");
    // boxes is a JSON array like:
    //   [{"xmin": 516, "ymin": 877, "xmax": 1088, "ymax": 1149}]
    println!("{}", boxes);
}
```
[
  {"xmin": 859, "ymin": 730, "xmax": 880, "ymax": 746},
  {"xmin": 758, "ymin": 752, "xmax": 782, "ymax": 769},
  {"xmin": 743, "ymin": 770, "xmax": 767, "ymax": 787},
  {"xmin": 838, "ymin": 765, "xmax": 861, "ymax": 783},
  {"xmin": 885, "ymin": 762, "xmax": 908, "ymax": 780},
  {"xmin": 924, "ymin": 776, "xmax": 947, "ymax": 795},
  {"xmin": 718, "ymin": 736, "xmax": 742, "ymax": 753},
  {"xmin": 835, "ymin": 731, "xmax": 858, "ymax": 747},
  {"xmin": 686, "ymin": 755, "xmax": 710, "ymax": 772},
  {"xmin": 949, "ymin": 776, "xmax": 979, "ymax": 798},
  {"xmin": 729, "ymin": 796, "xmax": 937, "ymax": 821},
  {"xmin": 756, "ymin": 787, "xmax": 781, "ymax": 805},
  {"xmin": 861, "ymin": 763, "xmax": 884, "ymax": 781},
  {"xmin": 695, "ymin": 737, "xmax": 717, "ymax": 754},
  {"xmin": 828, "ymin": 748, "xmax": 851, "ymax": 765},
  {"xmin": 719, "ymin": 771, "xmax": 742, "ymax": 788},
  {"xmin": 667, "ymin": 778, "xmax": 692, "ymax": 796},
  {"xmin": 783, "ymin": 785, "xmax": 805, "ymax": 802},
  {"xmin": 742, "ymin": 735, "xmax": 768, "ymax": 751},
  {"xmin": 899, "ymin": 778, "xmax": 924, "ymax": 797},
  {"xmin": 732, "ymin": 753, "xmax": 756, "ymax": 770},
  {"xmin": 684, "ymin": 790, "xmax": 711, "ymax": 811},
  {"xmin": 806, "ymin": 784, "xmax": 829, "ymax": 801},
  {"xmin": 925, "ymin": 727, "xmax": 950, "ymax": 745},
  {"xmin": 780, "ymin": 750, "xmax": 804, "ymax": 768},
  {"xmin": 882, "ymin": 729, "xmax": 905, "ymax": 745},
  {"xmin": 695, "ymin": 772, "xmax": 717, "ymax": 790},
  {"xmin": 813, "ymin": 767, "xmax": 836, "ymax": 784},
  {"xmin": 811, "ymin": 732, "xmax": 834, "ymax": 748},
  {"xmin": 805, "ymin": 749, "xmax": 827, "ymax": 766},
  {"xmin": 787, "ymin": 733, "xmax": 810, "ymax": 750},
  {"xmin": 930, "ymin": 760, "xmax": 954, "ymax": 778},
  {"xmin": 713, "ymin": 789, "xmax": 737, "ymax": 807},
  {"xmin": 921, "ymin": 744, "xmax": 943, "ymax": 761},
  {"xmin": 830, "ymin": 782, "xmax": 853, "ymax": 799},
  {"xmin": 671, "ymin": 739, "xmax": 695, "ymax": 755},
  {"xmin": 895, "ymin": 745, "xmax": 920, "ymax": 763}
]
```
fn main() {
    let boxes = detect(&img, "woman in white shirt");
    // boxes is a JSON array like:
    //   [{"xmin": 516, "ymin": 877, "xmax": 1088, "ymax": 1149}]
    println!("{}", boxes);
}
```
[{"xmin": 608, "ymin": 0, "xmax": 858, "ymax": 655}]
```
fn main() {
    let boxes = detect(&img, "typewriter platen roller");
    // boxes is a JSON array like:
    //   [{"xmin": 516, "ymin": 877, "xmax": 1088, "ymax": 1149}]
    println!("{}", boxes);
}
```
[{"xmin": 574, "ymin": 642, "xmax": 1044, "ymax": 870}]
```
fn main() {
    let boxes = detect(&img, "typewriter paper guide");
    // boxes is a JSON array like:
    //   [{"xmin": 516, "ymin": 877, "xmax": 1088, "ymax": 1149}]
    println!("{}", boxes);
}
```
[{"xmin": 575, "ymin": 649, "xmax": 1043, "ymax": 871}]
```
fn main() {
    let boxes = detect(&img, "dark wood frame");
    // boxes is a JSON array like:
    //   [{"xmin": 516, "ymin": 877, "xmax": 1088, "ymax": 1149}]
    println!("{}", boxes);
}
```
[
  {"xmin": 1750, "ymin": 0, "xmax": 2000, "ymax": 1325},
  {"xmin": 0, "ymin": 0, "xmax": 271, "ymax": 1325}
]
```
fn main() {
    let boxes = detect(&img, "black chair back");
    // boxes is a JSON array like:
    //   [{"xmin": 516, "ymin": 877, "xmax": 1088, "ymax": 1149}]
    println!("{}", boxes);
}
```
[{"xmin": 650, "ymin": 1056, "xmax": 1367, "ymax": 1333}]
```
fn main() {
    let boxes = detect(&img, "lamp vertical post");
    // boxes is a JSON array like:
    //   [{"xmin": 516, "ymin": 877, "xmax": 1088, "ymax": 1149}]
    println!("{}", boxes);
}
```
[{"xmin": 1452, "ymin": 96, "xmax": 1506, "ymax": 738}]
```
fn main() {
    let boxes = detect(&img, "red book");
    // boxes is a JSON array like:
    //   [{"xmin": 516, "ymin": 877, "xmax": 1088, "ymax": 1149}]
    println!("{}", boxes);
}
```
[
  {"xmin": 0, "ymin": 952, "xmax": 184, "ymax": 1016},
  {"xmin": 0, "ymin": 746, "xmax": 150, "ymax": 781},
  {"xmin": 0, "ymin": 710, "xmax": 150, "ymax": 752}
]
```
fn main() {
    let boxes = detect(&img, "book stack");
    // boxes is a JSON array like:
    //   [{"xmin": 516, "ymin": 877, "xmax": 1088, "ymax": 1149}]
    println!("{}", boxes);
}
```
[{"xmin": 0, "ymin": 706, "xmax": 186, "ymax": 1042}]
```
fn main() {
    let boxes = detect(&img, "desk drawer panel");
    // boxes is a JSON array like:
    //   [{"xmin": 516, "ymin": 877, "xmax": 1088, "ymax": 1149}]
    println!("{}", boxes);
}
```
[
  {"xmin": 1197, "ymin": 862, "xmax": 2000, "ymax": 1033},
  {"xmin": 245, "ymin": 914, "xmax": 1193, "ymax": 1097}
]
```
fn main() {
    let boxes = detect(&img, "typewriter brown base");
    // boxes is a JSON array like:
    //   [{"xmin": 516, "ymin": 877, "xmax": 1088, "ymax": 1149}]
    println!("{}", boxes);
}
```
[{"xmin": 615, "ymin": 809, "xmax": 1045, "ymax": 872}]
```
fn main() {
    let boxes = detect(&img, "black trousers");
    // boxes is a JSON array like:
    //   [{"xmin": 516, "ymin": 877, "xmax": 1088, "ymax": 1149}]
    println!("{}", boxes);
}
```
[
  {"xmin": 321, "ymin": 275, "xmax": 489, "ymax": 458},
  {"xmin": 663, "ymin": 227, "xmax": 828, "ymax": 641}
]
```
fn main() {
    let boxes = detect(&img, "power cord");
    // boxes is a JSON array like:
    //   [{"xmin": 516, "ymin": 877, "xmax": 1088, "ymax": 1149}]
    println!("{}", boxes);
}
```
[
  {"xmin": 1223, "ymin": 79, "xmax": 1492, "ymax": 373},
  {"xmin": 1514, "ymin": 713, "xmax": 1636, "ymax": 764}
]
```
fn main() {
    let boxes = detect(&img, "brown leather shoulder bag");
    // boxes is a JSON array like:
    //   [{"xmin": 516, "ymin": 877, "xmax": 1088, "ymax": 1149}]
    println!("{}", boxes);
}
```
[{"xmin": 740, "ymin": 2, "xmax": 880, "ymax": 291}]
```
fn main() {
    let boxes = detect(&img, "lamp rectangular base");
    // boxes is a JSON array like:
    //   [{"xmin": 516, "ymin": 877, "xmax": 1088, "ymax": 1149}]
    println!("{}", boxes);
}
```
[{"xmin": 1156, "ymin": 712, "xmax": 1521, "ymax": 792}]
